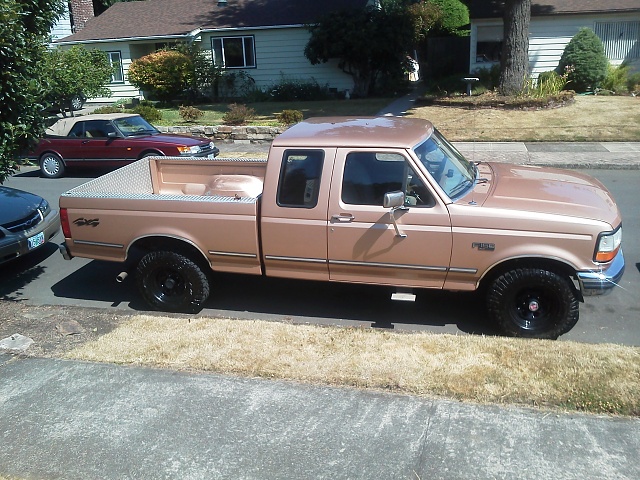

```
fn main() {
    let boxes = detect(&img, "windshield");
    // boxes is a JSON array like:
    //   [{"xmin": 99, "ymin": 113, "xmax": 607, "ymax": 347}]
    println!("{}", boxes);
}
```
[
  {"xmin": 114, "ymin": 116, "xmax": 159, "ymax": 136},
  {"xmin": 413, "ymin": 129, "xmax": 476, "ymax": 199}
]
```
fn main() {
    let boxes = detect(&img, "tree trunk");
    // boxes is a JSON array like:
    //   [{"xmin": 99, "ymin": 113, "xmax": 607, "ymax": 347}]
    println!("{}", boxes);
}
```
[{"xmin": 499, "ymin": 0, "xmax": 531, "ymax": 96}]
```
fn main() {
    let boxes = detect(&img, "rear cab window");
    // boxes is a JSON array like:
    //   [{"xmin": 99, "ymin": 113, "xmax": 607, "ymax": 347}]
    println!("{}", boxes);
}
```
[{"xmin": 276, "ymin": 150, "xmax": 324, "ymax": 208}]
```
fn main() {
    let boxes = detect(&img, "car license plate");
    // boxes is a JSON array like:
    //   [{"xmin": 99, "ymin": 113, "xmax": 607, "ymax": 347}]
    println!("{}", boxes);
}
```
[
  {"xmin": 207, "ymin": 154, "xmax": 216, "ymax": 158},
  {"xmin": 28, "ymin": 232, "xmax": 45, "ymax": 250}
]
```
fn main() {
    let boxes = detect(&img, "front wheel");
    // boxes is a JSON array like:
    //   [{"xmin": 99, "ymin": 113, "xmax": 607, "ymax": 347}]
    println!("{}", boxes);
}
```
[
  {"xmin": 136, "ymin": 251, "xmax": 210, "ymax": 313},
  {"xmin": 40, "ymin": 153, "xmax": 65, "ymax": 178},
  {"xmin": 486, "ymin": 268, "xmax": 579, "ymax": 339}
]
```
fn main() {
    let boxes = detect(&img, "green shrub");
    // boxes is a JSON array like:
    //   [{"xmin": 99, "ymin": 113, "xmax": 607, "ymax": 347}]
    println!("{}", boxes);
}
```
[
  {"xmin": 127, "ymin": 50, "xmax": 192, "ymax": 101},
  {"xmin": 132, "ymin": 104, "xmax": 162, "ymax": 123},
  {"xmin": 269, "ymin": 77, "xmax": 330, "ymax": 101},
  {"xmin": 92, "ymin": 106, "xmax": 123, "ymax": 114},
  {"xmin": 522, "ymin": 71, "xmax": 569, "ymax": 98},
  {"xmin": 276, "ymin": 110, "xmax": 303, "ymax": 125},
  {"xmin": 222, "ymin": 103, "xmax": 255, "ymax": 125},
  {"xmin": 628, "ymin": 72, "xmax": 640, "ymax": 95},
  {"xmin": 179, "ymin": 105, "xmax": 204, "ymax": 122},
  {"xmin": 602, "ymin": 63, "xmax": 630, "ymax": 94},
  {"xmin": 557, "ymin": 28, "xmax": 608, "ymax": 92}
]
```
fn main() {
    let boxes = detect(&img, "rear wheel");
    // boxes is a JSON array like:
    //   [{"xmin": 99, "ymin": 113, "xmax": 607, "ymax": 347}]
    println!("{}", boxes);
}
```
[
  {"xmin": 40, "ymin": 153, "xmax": 65, "ymax": 178},
  {"xmin": 136, "ymin": 251, "xmax": 210, "ymax": 313},
  {"xmin": 487, "ymin": 268, "xmax": 579, "ymax": 339}
]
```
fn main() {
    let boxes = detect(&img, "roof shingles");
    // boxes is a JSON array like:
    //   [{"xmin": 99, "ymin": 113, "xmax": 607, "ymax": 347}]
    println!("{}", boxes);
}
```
[{"xmin": 58, "ymin": 0, "xmax": 369, "ymax": 43}]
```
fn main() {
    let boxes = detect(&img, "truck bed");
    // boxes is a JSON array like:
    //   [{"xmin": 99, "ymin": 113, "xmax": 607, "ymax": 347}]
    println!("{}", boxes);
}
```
[
  {"xmin": 60, "ymin": 156, "xmax": 268, "ymax": 273},
  {"xmin": 63, "ymin": 156, "xmax": 267, "ymax": 202}
]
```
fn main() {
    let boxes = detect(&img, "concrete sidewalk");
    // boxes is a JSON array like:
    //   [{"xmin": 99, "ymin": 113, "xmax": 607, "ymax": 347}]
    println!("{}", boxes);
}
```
[{"xmin": 1, "ymin": 354, "xmax": 638, "ymax": 480}]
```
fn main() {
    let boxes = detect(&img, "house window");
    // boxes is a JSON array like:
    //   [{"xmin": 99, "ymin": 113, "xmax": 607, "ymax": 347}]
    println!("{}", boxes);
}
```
[
  {"xmin": 107, "ymin": 51, "xmax": 124, "ymax": 83},
  {"xmin": 211, "ymin": 36, "xmax": 256, "ymax": 68},
  {"xmin": 476, "ymin": 25, "xmax": 503, "ymax": 63},
  {"xmin": 595, "ymin": 21, "xmax": 640, "ymax": 60}
]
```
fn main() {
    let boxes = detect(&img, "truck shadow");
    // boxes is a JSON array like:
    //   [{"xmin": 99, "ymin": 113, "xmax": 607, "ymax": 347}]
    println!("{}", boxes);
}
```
[
  {"xmin": 206, "ymin": 273, "xmax": 498, "ymax": 336},
  {"xmin": 51, "ymin": 260, "xmax": 497, "ymax": 336}
]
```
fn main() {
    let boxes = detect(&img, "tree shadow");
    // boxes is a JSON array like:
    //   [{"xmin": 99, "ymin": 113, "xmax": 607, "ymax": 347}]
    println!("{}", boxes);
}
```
[{"xmin": 0, "ymin": 243, "xmax": 59, "ymax": 301}]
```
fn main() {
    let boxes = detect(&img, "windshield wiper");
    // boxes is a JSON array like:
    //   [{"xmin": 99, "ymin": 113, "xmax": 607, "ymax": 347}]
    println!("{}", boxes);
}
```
[{"xmin": 448, "ymin": 179, "xmax": 473, "ymax": 198}]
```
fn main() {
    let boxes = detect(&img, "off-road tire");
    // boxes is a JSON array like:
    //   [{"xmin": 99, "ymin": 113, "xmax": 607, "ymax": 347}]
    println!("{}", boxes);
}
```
[
  {"xmin": 136, "ymin": 251, "xmax": 210, "ymax": 313},
  {"xmin": 40, "ymin": 153, "xmax": 65, "ymax": 179},
  {"xmin": 487, "ymin": 268, "xmax": 579, "ymax": 339}
]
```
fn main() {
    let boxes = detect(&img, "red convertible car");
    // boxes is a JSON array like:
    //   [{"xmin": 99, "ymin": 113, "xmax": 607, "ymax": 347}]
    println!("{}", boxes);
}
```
[{"xmin": 28, "ymin": 113, "xmax": 220, "ymax": 178}]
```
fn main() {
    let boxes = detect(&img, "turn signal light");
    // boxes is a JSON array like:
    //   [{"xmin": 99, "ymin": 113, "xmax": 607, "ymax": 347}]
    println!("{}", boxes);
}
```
[{"xmin": 594, "ymin": 227, "xmax": 622, "ymax": 263}]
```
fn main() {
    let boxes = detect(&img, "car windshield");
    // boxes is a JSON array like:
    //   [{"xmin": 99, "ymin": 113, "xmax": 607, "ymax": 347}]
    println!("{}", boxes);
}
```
[
  {"xmin": 413, "ymin": 129, "xmax": 476, "ymax": 199},
  {"xmin": 114, "ymin": 116, "xmax": 159, "ymax": 136}
]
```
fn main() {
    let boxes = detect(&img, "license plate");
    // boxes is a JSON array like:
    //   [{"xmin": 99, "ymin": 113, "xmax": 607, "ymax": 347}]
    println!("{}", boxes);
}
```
[
  {"xmin": 28, "ymin": 232, "xmax": 45, "ymax": 250},
  {"xmin": 207, "ymin": 153, "xmax": 216, "ymax": 158}
]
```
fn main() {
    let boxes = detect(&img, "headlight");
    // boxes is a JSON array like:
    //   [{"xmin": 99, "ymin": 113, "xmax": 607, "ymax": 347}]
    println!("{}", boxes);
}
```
[
  {"xmin": 209, "ymin": 141, "xmax": 215, "ymax": 149},
  {"xmin": 594, "ymin": 226, "xmax": 622, "ymax": 262},
  {"xmin": 37, "ymin": 199, "xmax": 51, "ymax": 218},
  {"xmin": 177, "ymin": 145, "xmax": 201, "ymax": 155}
]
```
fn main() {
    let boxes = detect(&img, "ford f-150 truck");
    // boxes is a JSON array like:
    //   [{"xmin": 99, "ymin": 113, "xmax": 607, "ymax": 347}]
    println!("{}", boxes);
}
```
[{"xmin": 58, "ymin": 117, "xmax": 624, "ymax": 339}]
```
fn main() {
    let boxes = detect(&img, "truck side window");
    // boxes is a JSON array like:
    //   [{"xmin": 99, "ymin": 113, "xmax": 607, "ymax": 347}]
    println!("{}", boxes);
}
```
[
  {"xmin": 277, "ymin": 150, "xmax": 324, "ymax": 208},
  {"xmin": 342, "ymin": 152, "xmax": 433, "ymax": 207}
]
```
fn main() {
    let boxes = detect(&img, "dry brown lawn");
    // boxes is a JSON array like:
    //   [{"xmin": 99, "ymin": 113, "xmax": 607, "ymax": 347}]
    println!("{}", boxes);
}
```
[
  {"xmin": 65, "ymin": 315, "xmax": 640, "ymax": 416},
  {"xmin": 408, "ymin": 95, "xmax": 640, "ymax": 142}
]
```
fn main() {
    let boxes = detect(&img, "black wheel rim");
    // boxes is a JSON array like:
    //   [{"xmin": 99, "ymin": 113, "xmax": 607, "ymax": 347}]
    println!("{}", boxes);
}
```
[
  {"xmin": 511, "ymin": 286, "xmax": 560, "ymax": 332},
  {"xmin": 147, "ymin": 267, "xmax": 190, "ymax": 308}
]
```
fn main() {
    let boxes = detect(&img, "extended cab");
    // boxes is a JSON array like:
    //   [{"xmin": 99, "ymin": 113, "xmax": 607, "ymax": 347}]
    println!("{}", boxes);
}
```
[{"xmin": 58, "ymin": 117, "xmax": 624, "ymax": 339}]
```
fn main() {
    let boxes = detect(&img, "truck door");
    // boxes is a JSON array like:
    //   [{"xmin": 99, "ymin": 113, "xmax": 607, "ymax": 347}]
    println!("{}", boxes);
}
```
[
  {"xmin": 327, "ymin": 149, "xmax": 452, "ymax": 288},
  {"xmin": 260, "ymin": 147, "xmax": 336, "ymax": 281}
]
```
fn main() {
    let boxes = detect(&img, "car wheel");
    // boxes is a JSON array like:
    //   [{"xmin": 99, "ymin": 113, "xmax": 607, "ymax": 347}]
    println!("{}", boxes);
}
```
[
  {"xmin": 70, "ymin": 95, "xmax": 84, "ymax": 111},
  {"xmin": 136, "ymin": 251, "xmax": 210, "ymax": 313},
  {"xmin": 40, "ymin": 153, "xmax": 65, "ymax": 179},
  {"xmin": 486, "ymin": 268, "xmax": 579, "ymax": 339}
]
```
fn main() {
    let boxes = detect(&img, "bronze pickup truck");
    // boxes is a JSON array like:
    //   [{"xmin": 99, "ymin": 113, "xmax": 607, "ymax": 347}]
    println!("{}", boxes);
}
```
[{"xmin": 58, "ymin": 117, "xmax": 624, "ymax": 339}]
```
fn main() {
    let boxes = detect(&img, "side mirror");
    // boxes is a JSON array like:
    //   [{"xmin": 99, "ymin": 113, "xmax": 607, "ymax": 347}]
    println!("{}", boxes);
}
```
[
  {"xmin": 384, "ymin": 191, "xmax": 408, "ymax": 238},
  {"xmin": 383, "ymin": 191, "xmax": 405, "ymax": 208},
  {"xmin": 107, "ymin": 132, "xmax": 118, "ymax": 138}
]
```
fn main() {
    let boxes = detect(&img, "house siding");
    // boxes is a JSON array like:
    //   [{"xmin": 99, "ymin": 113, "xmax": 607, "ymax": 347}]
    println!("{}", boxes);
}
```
[
  {"xmin": 50, "ymin": 6, "xmax": 73, "ymax": 42},
  {"xmin": 470, "ymin": 12, "xmax": 640, "ymax": 78},
  {"xmin": 203, "ymin": 27, "xmax": 353, "ymax": 94},
  {"xmin": 81, "ymin": 26, "xmax": 354, "ymax": 103}
]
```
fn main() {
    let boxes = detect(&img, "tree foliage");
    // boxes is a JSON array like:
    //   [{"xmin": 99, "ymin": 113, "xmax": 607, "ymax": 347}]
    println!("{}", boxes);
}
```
[
  {"xmin": 128, "ymin": 50, "xmax": 193, "ymax": 101},
  {"xmin": 305, "ymin": 1, "xmax": 442, "ymax": 97},
  {"xmin": 499, "ymin": 0, "xmax": 531, "ymax": 96},
  {"xmin": 174, "ymin": 42, "xmax": 223, "ymax": 101},
  {"xmin": 42, "ymin": 45, "xmax": 114, "ymax": 112},
  {"xmin": 0, "ymin": 0, "xmax": 65, "ymax": 183},
  {"xmin": 557, "ymin": 27, "xmax": 609, "ymax": 93},
  {"xmin": 428, "ymin": 0, "xmax": 470, "ymax": 36}
]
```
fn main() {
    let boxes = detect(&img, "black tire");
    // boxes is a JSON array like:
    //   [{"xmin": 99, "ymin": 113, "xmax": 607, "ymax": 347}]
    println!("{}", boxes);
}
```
[
  {"xmin": 487, "ymin": 268, "xmax": 579, "ymax": 339},
  {"xmin": 70, "ymin": 95, "xmax": 84, "ymax": 111},
  {"xmin": 136, "ymin": 251, "xmax": 210, "ymax": 313},
  {"xmin": 40, "ymin": 153, "xmax": 65, "ymax": 179}
]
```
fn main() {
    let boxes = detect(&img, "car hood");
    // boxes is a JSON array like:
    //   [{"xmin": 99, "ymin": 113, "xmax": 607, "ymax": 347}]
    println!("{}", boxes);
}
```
[
  {"xmin": 126, "ymin": 133, "xmax": 211, "ymax": 145},
  {"xmin": 0, "ymin": 186, "xmax": 43, "ymax": 225},
  {"xmin": 481, "ymin": 163, "xmax": 620, "ymax": 226}
]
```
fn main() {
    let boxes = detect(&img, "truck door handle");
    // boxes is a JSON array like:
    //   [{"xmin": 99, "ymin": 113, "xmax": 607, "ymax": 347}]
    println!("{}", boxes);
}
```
[{"xmin": 331, "ymin": 213, "xmax": 354, "ymax": 223}]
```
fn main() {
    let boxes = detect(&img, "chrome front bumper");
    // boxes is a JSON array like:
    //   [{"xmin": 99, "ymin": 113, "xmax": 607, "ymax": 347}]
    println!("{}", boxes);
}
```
[{"xmin": 577, "ymin": 249, "xmax": 625, "ymax": 296}]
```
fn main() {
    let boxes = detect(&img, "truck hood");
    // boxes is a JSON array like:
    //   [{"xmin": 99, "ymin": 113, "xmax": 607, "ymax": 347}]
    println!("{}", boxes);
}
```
[{"xmin": 481, "ymin": 163, "xmax": 620, "ymax": 225}]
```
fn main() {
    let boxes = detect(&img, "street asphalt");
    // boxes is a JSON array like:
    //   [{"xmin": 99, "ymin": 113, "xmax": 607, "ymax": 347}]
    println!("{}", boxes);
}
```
[{"xmin": 1, "ymin": 92, "xmax": 639, "ymax": 479}]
